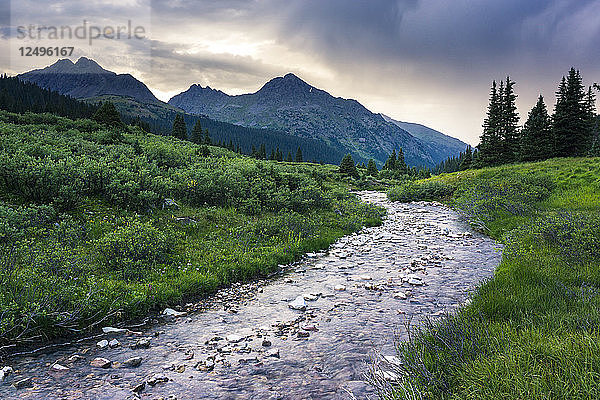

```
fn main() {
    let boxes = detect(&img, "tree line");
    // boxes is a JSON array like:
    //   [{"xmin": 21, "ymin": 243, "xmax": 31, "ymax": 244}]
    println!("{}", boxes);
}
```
[{"xmin": 478, "ymin": 68, "xmax": 598, "ymax": 167}]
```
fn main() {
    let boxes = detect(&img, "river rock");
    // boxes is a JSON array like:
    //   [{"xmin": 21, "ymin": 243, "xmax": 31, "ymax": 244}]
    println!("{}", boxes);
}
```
[
  {"xmin": 90, "ymin": 358, "xmax": 112, "ymax": 369},
  {"xmin": 1, "ymin": 366, "xmax": 13, "ymax": 381},
  {"xmin": 297, "ymin": 331, "xmax": 310, "ymax": 338},
  {"xmin": 50, "ymin": 363, "xmax": 69, "ymax": 372},
  {"xmin": 408, "ymin": 277, "xmax": 424, "ymax": 286},
  {"xmin": 123, "ymin": 357, "xmax": 143, "ymax": 368},
  {"xmin": 303, "ymin": 293, "xmax": 319, "ymax": 301},
  {"xmin": 226, "ymin": 334, "xmax": 244, "ymax": 343},
  {"xmin": 68, "ymin": 354, "xmax": 84, "ymax": 363},
  {"xmin": 109, "ymin": 339, "xmax": 120, "ymax": 348},
  {"xmin": 265, "ymin": 348, "xmax": 280, "ymax": 358},
  {"xmin": 393, "ymin": 292, "xmax": 407, "ymax": 300},
  {"xmin": 162, "ymin": 308, "xmax": 187, "ymax": 317},
  {"xmin": 358, "ymin": 275, "xmax": 373, "ymax": 281},
  {"xmin": 131, "ymin": 381, "xmax": 145, "ymax": 393},
  {"xmin": 147, "ymin": 374, "xmax": 169, "ymax": 386},
  {"xmin": 288, "ymin": 296, "xmax": 307, "ymax": 311},
  {"xmin": 333, "ymin": 284, "xmax": 346, "ymax": 291},
  {"xmin": 131, "ymin": 339, "xmax": 150, "ymax": 349},
  {"xmin": 97, "ymin": 340, "xmax": 109, "ymax": 349},
  {"xmin": 262, "ymin": 339, "xmax": 272, "ymax": 347}
]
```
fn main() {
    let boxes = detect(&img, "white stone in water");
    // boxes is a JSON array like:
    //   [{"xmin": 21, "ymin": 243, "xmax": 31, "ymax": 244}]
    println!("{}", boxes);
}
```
[
  {"xmin": 358, "ymin": 275, "xmax": 373, "ymax": 281},
  {"xmin": 303, "ymin": 293, "xmax": 319, "ymax": 301},
  {"xmin": 109, "ymin": 339, "xmax": 120, "ymax": 348},
  {"xmin": 226, "ymin": 334, "xmax": 244, "ymax": 343},
  {"xmin": 90, "ymin": 357, "xmax": 112, "ymax": 369},
  {"xmin": 288, "ymin": 296, "xmax": 307, "ymax": 311},
  {"xmin": 50, "ymin": 363, "xmax": 69, "ymax": 372},
  {"xmin": 393, "ymin": 292, "xmax": 407, "ymax": 300},
  {"xmin": 162, "ymin": 308, "xmax": 187, "ymax": 317},
  {"xmin": 265, "ymin": 348, "xmax": 280, "ymax": 358},
  {"xmin": 333, "ymin": 284, "xmax": 346, "ymax": 291},
  {"xmin": 408, "ymin": 278, "xmax": 424, "ymax": 286},
  {"xmin": 97, "ymin": 339, "xmax": 109, "ymax": 349}
]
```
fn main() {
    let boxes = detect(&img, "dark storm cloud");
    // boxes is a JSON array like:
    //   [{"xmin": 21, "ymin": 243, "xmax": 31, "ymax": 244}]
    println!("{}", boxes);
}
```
[{"xmin": 4, "ymin": 0, "xmax": 600, "ymax": 142}]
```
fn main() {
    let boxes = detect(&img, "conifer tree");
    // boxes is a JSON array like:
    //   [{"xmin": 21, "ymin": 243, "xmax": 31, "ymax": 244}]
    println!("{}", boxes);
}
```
[
  {"xmin": 203, "ymin": 129, "xmax": 212, "ymax": 145},
  {"xmin": 553, "ymin": 68, "xmax": 590, "ymax": 157},
  {"xmin": 520, "ymin": 95, "xmax": 553, "ymax": 161},
  {"xmin": 295, "ymin": 147, "xmax": 303, "ymax": 162},
  {"xmin": 270, "ymin": 148, "xmax": 276, "ymax": 160},
  {"xmin": 92, "ymin": 101, "xmax": 124, "ymax": 128},
  {"xmin": 477, "ymin": 80, "xmax": 503, "ymax": 166},
  {"xmin": 366, "ymin": 159, "xmax": 378, "ymax": 177},
  {"xmin": 191, "ymin": 120, "xmax": 203, "ymax": 144},
  {"xmin": 275, "ymin": 147, "xmax": 283, "ymax": 161},
  {"xmin": 396, "ymin": 148, "xmax": 408, "ymax": 173},
  {"xmin": 251, "ymin": 145, "xmax": 257, "ymax": 158},
  {"xmin": 459, "ymin": 145, "xmax": 473, "ymax": 170},
  {"xmin": 500, "ymin": 77, "xmax": 520, "ymax": 162},
  {"xmin": 339, "ymin": 154, "xmax": 359, "ymax": 178},
  {"xmin": 171, "ymin": 114, "xmax": 187, "ymax": 140},
  {"xmin": 259, "ymin": 144, "xmax": 267, "ymax": 160},
  {"xmin": 383, "ymin": 149, "xmax": 397, "ymax": 170},
  {"xmin": 286, "ymin": 151, "xmax": 293, "ymax": 162}
]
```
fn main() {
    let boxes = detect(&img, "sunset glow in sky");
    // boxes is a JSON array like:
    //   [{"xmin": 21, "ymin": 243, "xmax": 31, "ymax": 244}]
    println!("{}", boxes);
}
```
[{"xmin": 2, "ymin": 0, "xmax": 599, "ymax": 144}]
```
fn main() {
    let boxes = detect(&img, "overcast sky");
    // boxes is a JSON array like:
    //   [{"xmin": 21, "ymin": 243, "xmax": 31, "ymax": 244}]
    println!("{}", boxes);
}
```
[{"xmin": 2, "ymin": 0, "xmax": 600, "ymax": 144}]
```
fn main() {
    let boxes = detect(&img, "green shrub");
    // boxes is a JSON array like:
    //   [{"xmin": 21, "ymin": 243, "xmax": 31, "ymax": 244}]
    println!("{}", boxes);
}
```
[
  {"xmin": 388, "ymin": 180, "xmax": 456, "ymax": 202},
  {"xmin": 96, "ymin": 220, "xmax": 172, "ymax": 280}
]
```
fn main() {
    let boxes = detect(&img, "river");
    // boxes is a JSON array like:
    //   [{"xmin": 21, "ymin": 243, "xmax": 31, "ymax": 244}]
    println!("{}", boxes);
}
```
[{"xmin": 0, "ymin": 191, "xmax": 501, "ymax": 400}]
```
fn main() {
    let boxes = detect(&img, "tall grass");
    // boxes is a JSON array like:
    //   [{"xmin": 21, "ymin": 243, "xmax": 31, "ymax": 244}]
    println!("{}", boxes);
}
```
[{"xmin": 376, "ymin": 158, "xmax": 600, "ymax": 399}]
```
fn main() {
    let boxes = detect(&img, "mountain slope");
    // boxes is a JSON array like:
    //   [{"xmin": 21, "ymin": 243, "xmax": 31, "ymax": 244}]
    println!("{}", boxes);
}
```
[
  {"xmin": 19, "ymin": 58, "xmax": 160, "ymax": 104},
  {"xmin": 169, "ymin": 73, "xmax": 439, "ymax": 167},
  {"xmin": 381, "ymin": 115, "xmax": 468, "ymax": 164},
  {"xmin": 89, "ymin": 95, "xmax": 347, "ymax": 164}
]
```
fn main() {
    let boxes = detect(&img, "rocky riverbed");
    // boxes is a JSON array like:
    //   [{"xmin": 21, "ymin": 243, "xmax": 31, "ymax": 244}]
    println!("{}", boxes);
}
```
[{"xmin": 0, "ymin": 191, "xmax": 502, "ymax": 400}]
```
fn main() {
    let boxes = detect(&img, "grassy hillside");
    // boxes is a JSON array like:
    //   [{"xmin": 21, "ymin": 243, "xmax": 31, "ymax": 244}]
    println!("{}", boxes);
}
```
[
  {"xmin": 0, "ymin": 111, "xmax": 384, "ymax": 349},
  {"xmin": 377, "ymin": 158, "xmax": 600, "ymax": 399}
]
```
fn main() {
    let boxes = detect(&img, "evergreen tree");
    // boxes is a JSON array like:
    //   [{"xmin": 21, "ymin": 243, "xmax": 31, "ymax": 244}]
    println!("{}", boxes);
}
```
[
  {"xmin": 383, "ymin": 149, "xmax": 397, "ymax": 170},
  {"xmin": 286, "ymin": 151, "xmax": 293, "ymax": 162},
  {"xmin": 500, "ymin": 77, "xmax": 520, "ymax": 162},
  {"xmin": 459, "ymin": 145, "xmax": 473, "ymax": 170},
  {"xmin": 191, "ymin": 120, "xmax": 203, "ymax": 144},
  {"xmin": 339, "ymin": 154, "xmax": 359, "ymax": 178},
  {"xmin": 520, "ymin": 95, "xmax": 553, "ymax": 161},
  {"xmin": 553, "ymin": 68, "xmax": 590, "ymax": 157},
  {"xmin": 396, "ymin": 148, "xmax": 408, "ymax": 173},
  {"xmin": 92, "ymin": 101, "xmax": 124, "ymax": 128},
  {"xmin": 259, "ymin": 144, "xmax": 267, "ymax": 160},
  {"xmin": 251, "ymin": 145, "xmax": 257, "ymax": 158},
  {"xmin": 295, "ymin": 147, "xmax": 303, "ymax": 162},
  {"xmin": 477, "ymin": 80, "xmax": 503, "ymax": 167},
  {"xmin": 366, "ymin": 159, "xmax": 378, "ymax": 177},
  {"xmin": 275, "ymin": 147, "xmax": 283, "ymax": 161},
  {"xmin": 171, "ymin": 114, "xmax": 187, "ymax": 140},
  {"xmin": 270, "ymin": 148, "xmax": 276, "ymax": 160},
  {"xmin": 203, "ymin": 129, "xmax": 212, "ymax": 145}
]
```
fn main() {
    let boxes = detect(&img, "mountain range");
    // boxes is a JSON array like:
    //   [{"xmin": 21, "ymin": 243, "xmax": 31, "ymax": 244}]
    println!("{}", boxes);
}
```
[
  {"xmin": 17, "ymin": 58, "xmax": 467, "ymax": 167},
  {"xmin": 19, "ymin": 58, "xmax": 160, "ymax": 104}
]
